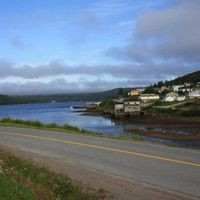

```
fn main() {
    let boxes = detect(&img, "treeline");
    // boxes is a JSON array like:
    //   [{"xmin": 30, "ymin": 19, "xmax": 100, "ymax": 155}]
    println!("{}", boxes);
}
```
[
  {"xmin": 153, "ymin": 70, "xmax": 200, "ymax": 88},
  {"xmin": 0, "ymin": 88, "xmax": 132, "ymax": 105},
  {"xmin": 0, "ymin": 94, "xmax": 54, "ymax": 105}
]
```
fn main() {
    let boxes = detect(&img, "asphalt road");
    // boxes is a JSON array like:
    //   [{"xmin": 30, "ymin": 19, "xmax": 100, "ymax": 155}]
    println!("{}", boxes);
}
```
[{"xmin": 0, "ymin": 126, "xmax": 200, "ymax": 198}]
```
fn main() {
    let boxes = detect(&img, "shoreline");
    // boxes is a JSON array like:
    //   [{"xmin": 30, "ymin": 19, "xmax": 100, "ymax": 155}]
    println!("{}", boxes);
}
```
[
  {"xmin": 83, "ymin": 110, "xmax": 200, "ymax": 145},
  {"xmin": 0, "ymin": 117, "xmax": 199, "ymax": 149},
  {"xmin": 83, "ymin": 110, "xmax": 200, "ymax": 125}
]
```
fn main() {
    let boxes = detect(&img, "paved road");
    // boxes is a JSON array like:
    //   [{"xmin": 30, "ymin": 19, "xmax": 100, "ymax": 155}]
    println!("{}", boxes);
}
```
[{"xmin": 0, "ymin": 126, "xmax": 200, "ymax": 198}]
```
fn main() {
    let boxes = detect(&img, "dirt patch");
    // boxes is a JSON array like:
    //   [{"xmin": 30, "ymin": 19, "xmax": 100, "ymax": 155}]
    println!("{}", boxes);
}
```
[{"xmin": 0, "ymin": 144, "xmax": 199, "ymax": 200}]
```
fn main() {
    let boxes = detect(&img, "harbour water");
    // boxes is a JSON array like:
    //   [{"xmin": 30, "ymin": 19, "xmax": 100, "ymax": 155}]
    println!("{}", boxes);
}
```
[
  {"xmin": 0, "ymin": 102, "xmax": 199, "ymax": 148},
  {"xmin": 0, "ymin": 102, "xmax": 130, "ymax": 136}
]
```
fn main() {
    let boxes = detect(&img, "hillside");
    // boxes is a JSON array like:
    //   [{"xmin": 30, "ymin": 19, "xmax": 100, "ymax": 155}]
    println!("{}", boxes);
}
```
[
  {"xmin": 166, "ymin": 70, "xmax": 200, "ymax": 85},
  {"xmin": 0, "ymin": 88, "xmax": 132, "ymax": 105}
]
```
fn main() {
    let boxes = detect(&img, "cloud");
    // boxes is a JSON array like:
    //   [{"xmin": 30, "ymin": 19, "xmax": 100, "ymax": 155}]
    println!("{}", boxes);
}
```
[
  {"xmin": 0, "ymin": 58, "xmax": 199, "ymax": 95},
  {"xmin": 105, "ymin": 43, "xmax": 149, "ymax": 62},
  {"xmin": 137, "ymin": 0, "xmax": 200, "ymax": 62},
  {"xmin": 105, "ymin": 0, "xmax": 200, "ymax": 63},
  {"xmin": 1, "ymin": 59, "xmax": 198, "ymax": 81},
  {"xmin": 0, "ymin": 78, "xmax": 146, "ymax": 95}
]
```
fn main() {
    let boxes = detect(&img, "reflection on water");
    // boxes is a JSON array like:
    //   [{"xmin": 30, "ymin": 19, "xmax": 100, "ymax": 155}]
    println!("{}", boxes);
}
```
[
  {"xmin": 0, "ymin": 102, "xmax": 199, "ymax": 148},
  {"xmin": 0, "ymin": 102, "xmax": 130, "ymax": 136}
]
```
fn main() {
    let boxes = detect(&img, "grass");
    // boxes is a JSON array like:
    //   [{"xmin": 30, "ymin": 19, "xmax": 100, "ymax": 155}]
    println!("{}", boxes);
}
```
[
  {"xmin": 95, "ymin": 100, "xmax": 115, "ymax": 112},
  {"xmin": 0, "ymin": 150, "xmax": 110, "ymax": 200},
  {"xmin": 144, "ymin": 100, "xmax": 200, "ymax": 117},
  {"xmin": 151, "ymin": 107, "xmax": 200, "ymax": 117},
  {"xmin": 0, "ymin": 118, "xmax": 144, "ymax": 142},
  {"xmin": 0, "ymin": 118, "xmax": 94, "ymax": 135},
  {"xmin": 0, "ymin": 174, "xmax": 38, "ymax": 200}
]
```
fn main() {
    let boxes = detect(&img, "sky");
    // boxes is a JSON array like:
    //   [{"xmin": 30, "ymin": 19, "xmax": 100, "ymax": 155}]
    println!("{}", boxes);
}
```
[{"xmin": 0, "ymin": 0, "xmax": 199, "ymax": 95}]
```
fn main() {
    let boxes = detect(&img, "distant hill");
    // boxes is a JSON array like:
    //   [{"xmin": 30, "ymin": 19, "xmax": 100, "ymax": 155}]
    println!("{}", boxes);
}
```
[
  {"xmin": 151, "ymin": 70, "xmax": 200, "ymax": 89},
  {"xmin": 166, "ymin": 70, "xmax": 200, "ymax": 85},
  {"xmin": 0, "ymin": 88, "xmax": 132, "ymax": 105}
]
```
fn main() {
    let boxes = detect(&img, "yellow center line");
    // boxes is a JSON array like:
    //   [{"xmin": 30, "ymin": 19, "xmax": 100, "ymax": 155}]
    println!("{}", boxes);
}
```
[{"xmin": 0, "ymin": 130, "xmax": 200, "ymax": 167}]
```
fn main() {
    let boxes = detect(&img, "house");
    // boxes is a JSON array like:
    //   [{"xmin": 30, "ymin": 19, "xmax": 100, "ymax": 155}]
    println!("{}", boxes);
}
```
[
  {"xmin": 189, "ymin": 90, "xmax": 200, "ymax": 99},
  {"xmin": 184, "ymin": 82, "xmax": 192, "ymax": 87},
  {"xmin": 179, "ymin": 87, "xmax": 193, "ymax": 93},
  {"xmin": 123, "ymin": 101, "xmax": 140, "ymax": 114},
  {"xmin": 166, "ymin": 92, "xmax": 178, "ymax": 98},
  {"xmin": 86, "ymin": 102, "xmax": 101, "ymax": 109},
  {"xmin": 163, "ymin": 92, "xmax": 178, "ymax": 102},
  {"xmin": 128, "ymin": 90, "xmax": 140, "ymax": 96},
  {"xmin": 114, "ymin": 104, "xmax": 124, "ymax": 116},
  {"xmin": 135, "ymin": 87, "xmax": 145, "ymax": 93},
  {"xmin": 163, "ymin": 96, "xmax": 175, "ymax": 102},
  {"xmin": 172, "ymin": 85, "xmax": 184, "ymax": 92},
  {"xmin": 140, "ymin": 94, "xmax": 160, "ymax": 102},
  {"xmin": 176, "ymin": 96, "xmax": 186, "ymax": 101}
]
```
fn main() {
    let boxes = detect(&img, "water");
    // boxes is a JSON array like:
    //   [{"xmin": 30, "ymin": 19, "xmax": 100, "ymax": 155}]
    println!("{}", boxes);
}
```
[
  {"xmin": 0, "ymin": 102, "xmax": 199, "ymax": 148},
  {"xmin": 0, "ymin": 102, "xmax": 130, "ymax": 136}
]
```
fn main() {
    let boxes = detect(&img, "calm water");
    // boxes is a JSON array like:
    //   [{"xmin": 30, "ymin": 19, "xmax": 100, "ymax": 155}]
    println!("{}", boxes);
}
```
[
  {"xmin": 0, "ymin": 102, "xmax": 130, "ymax": 136},
  {"xmin": 0, "ymin": 102, "xmax": 199, "ymax": 148}
]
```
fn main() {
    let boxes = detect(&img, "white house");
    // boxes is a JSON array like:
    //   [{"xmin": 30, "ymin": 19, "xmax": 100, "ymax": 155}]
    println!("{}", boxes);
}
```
[
  {"xmin": 184, "ymin": 82, "xmax": 192, "ymax": 87},
  {"xmin": 114, "ymin": 104, "xmax": 124, "ymax": 113},
  {"xmin": 163, "ymin": 96, "xmax": 175, "ymax": 102},
  {"xmin": 86, "ymin": 102, "xmax": 101, "ymax": 108},
  {"xmin": 172, "ymin": 85, "xmax": 184, "ymax": 92},
  {"xmin": 179, "ymin": 87, "xmax": 193, "ymax": 93},
  {"xmin": 140, "ymin": 94, "xmax": 160, "ymax": 102},
  {"xmin": 176, "ymin": 96, "xmax": 186, "ymax": 101},
  {"xmin": 189, "ymin": 90, "xmax": 200, "ymax": 99},
  {"xmin": 163, "ymin": 92, "xmax": 178, "ymax": 102},
  {"xmin": 135, "ymin": 87, "xmax": 145, "ymax": 93}
]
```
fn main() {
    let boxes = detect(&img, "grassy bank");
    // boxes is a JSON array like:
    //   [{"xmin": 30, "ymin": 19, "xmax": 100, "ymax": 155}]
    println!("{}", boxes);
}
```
[
  {"xmin": 0, "ymin": 118, "xmax": 144, "ymax": 142},
  {"xmin": 145, "ymin": 100, "xmax": 200, "ymax": 118},
  {"xmin": 0, "ymin": 118, "xmax": 96, "ymax": 135},
  {"xmin": 148, "ymin": 107, "xmax": 200, "ymax": 117},
  {"xmin": 125, "ymin": 128, "xmax": 200, "ymax": 142},
  {"xmin": 0, "ymin": 150, "xmax": 109, "ymax": 200},
  {"xmin": 95, "ymin": 100, "xmax": 115, "ymax": 112}
]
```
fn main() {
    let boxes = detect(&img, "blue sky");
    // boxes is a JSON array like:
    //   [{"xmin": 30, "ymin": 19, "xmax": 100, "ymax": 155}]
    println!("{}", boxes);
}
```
[
  {"xmin": 0, "ymin": 0, "xmax": 158, "ymax": 65},
  {"xmin": 0, "ymin": 0, "xmax": 199, "ymax": 94}
]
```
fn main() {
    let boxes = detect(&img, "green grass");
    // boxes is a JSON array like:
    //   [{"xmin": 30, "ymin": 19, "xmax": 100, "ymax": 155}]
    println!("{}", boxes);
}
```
[
  {"xmin": 0, "ymin": 118, "xmax": 94, "ymax": 135},
  {"xmin": 0, "ymin": 174, "xmax": 38, "ymax": 200},
  {"xmin": 151, "ymin": 108, "xmax": 200, "ymax": 117},
  {"xmin": 0, "ymin": 150, "xmax": 110, "ymax": 200},
  {"xmin": 144, "ymin": 100, "xmax": 200, "ymax": 117},
  {"xmin": 95, "ymin": 100, "xmax": 115, "ymax": 111}
]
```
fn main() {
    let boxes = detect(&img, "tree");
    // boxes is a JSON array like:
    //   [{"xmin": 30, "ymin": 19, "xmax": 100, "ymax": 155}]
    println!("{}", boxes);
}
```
[
  {"xmin": 157, "ymin": 81, "xmax": 164, "ymax": 87},
  {"xmin": 160, "ymin": 89, "xmax": 170, "ymax": 97},
  {"xmin": 143, "ymin": 86, "xmax": 157, "ymax": 94},
  {"xmin": 118, "ymin": 88, "xmax": 123, "ymax": 97}
]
